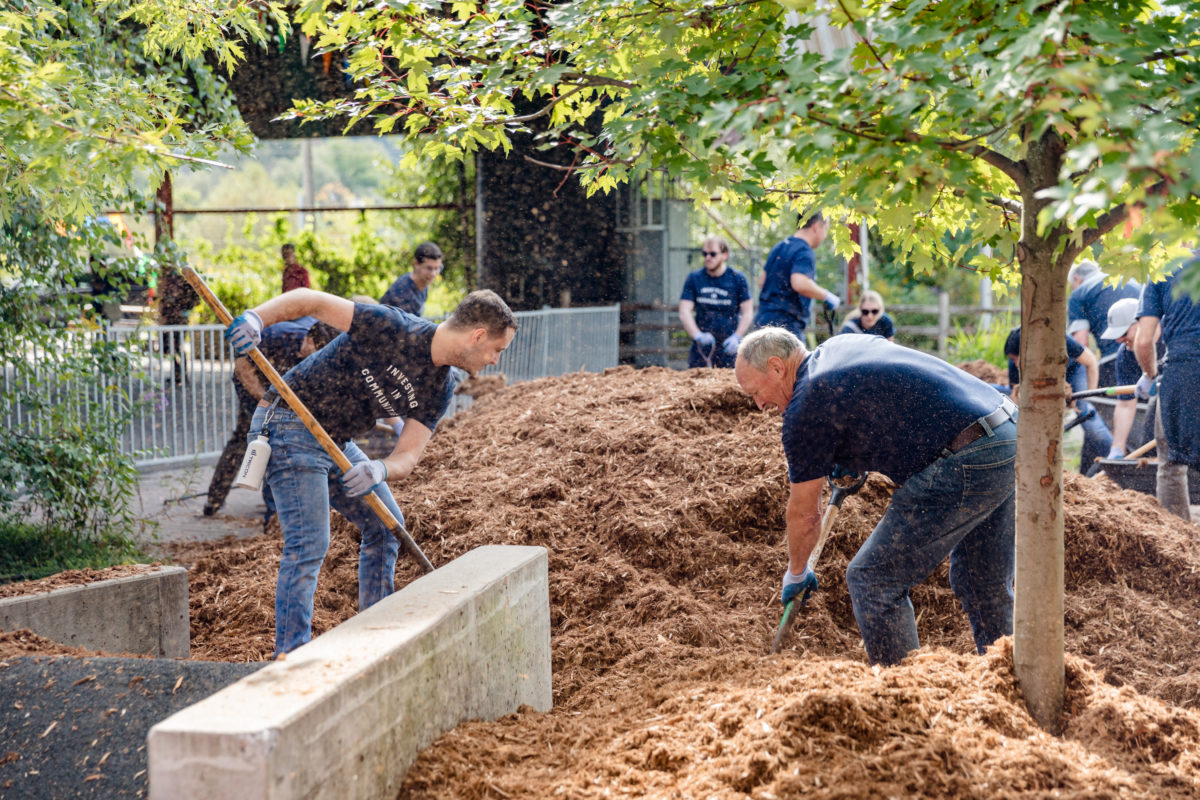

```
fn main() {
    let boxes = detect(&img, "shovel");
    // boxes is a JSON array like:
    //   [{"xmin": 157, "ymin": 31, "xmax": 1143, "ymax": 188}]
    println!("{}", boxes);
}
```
[
  {"xmin": 182, "ymin": 267, "xmax": 435, "ymax": 574},
  {"xmin": 1067, "ymin": 384, "xmax": 1137, "ymax": 401},
  {"xmin": 770, "ymin": 470, "xmax": 869, "ymax": 654}
]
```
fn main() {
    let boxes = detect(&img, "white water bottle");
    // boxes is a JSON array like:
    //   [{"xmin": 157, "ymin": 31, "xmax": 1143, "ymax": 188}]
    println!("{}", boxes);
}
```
[{"xmin": 235, "ymin": 434, "xmax": 271, "ymax": 490}]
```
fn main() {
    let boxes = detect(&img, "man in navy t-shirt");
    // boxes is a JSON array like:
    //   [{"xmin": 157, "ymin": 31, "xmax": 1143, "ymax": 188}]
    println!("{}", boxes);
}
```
[
  {"xmin": 1067, "ymin": 259, "xmax": 1141, "ymax": 387},
  {"xmin": 734, "ymin": 328, "xmax": 1016, "ymax": 666},
  {"xmin": 753, "ymin": 212, "xmax": 842, "ymax": 339},
  {"xmin": 679, "ymin": 236, "xmax": 753, "ymax": 368},
  {"xmin": 203, "ymin": 316, "xmax": 339, "ymax": 517},
  {"xmin": 1004, "ymin": 326, "xmax": 1111, "ymax": 475},
  {"xmin": 1135, "ymin": 260, "xmax": 1200, "ymax": 521},
  {"xmin": 380, "ymin": 241, "xmax": 443, "ymax": 315},
  {"xmin": 1098, "ymin": 298, "xmax": 1161, "ymax": 458},
  {"xmin": 226, "ymin": 288, "xmax": 517, "ymax": 656}
]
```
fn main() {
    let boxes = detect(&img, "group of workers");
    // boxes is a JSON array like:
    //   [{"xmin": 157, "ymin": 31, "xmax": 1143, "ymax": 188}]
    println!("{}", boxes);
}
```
[{"xmin": 206, "ymin": 213, "xmax": 1195, "ymax": 673}]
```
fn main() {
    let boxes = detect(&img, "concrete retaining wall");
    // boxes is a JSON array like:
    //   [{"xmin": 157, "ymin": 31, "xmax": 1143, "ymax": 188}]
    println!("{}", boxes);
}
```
[
  {"xmin": 147, "ymin": 544, "xmax": 551, "ymax": 800},
  {"xmin": 0, "ymin": 566, "xmax": 189, "ymax": 658}
]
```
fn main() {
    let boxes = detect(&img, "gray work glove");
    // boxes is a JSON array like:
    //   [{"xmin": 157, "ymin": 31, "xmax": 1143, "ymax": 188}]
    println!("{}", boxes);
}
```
[
  {"xmin": 822, "ymin": 291, "xmax": 841, "ymax": 311},
  {"xmin": 722, "ymin": 333, "xmax": 741, "ymax": 357},
  {"xmin": 694, "ymin": 331, "xmax": 716, "ymax": 348},
  {"xmin": 1135, "ymin": 373, "xmax": 1157, "ymax": 400},
  {"xmin": 781, "ymin": 567, "xmax": 818, "ymax": 607},
  {"xmin": 225, "ymin": 310, "xmax": 263, "ymax": 355},
  {"xmin": 342, "ymin": 459, "xmax": 387, "ymax": 497}
]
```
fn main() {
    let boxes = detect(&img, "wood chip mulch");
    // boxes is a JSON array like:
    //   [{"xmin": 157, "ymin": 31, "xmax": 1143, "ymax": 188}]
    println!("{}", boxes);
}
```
[{"xmin": 6, "ymin": 366, "xmax": 1200, "ymax": 798}]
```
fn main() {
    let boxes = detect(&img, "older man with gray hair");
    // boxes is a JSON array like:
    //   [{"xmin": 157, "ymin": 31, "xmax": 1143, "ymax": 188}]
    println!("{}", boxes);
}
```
[
  {"xmin": 1067, "ymin": 259, "xmax": 1141, "ymax": 388},
  {"xmin": 734, "ymin": 327, "xmax": 1017, "ymax": 665}
]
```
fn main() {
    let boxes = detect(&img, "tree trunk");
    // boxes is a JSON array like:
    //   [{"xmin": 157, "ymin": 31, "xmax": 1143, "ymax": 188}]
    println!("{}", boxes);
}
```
[{"xmin": 1013, "ymin": 135, "xmax": 1068, "ymax": 732}]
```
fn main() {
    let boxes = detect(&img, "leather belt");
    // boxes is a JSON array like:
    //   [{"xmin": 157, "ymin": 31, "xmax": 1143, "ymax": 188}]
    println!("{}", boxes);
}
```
[{"xmin": 941, "ymin": 397, "xmax": 1017, "ymax": 459}]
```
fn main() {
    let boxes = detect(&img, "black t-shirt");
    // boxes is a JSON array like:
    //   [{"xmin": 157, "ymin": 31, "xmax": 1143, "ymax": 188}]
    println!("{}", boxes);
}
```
[
  {"xmin": 781, "ymin": 336, "xmax": 1004, "ymax": 484},
  {"xmin": 269, "ymin": 303, "xmax": 453, "ymax": 441}
]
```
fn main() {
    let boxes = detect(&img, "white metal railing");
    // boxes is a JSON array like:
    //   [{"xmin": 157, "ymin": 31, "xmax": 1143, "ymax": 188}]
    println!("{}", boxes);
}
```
[{"xmin": 3, "ymin": 305, "xmax": 620, "ymax": 468}]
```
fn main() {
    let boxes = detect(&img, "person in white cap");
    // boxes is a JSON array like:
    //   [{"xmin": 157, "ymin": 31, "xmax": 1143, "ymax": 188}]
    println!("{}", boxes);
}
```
[{"xmin": 1098, "ymin": 297, "xmax": 1160, "ymax": 458}]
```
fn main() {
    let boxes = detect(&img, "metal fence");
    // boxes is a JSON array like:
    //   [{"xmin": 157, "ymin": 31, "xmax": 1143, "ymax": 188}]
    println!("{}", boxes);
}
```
[{"xmin": 3, "ymin": 305, "xmax": 620, "ymax": 468}]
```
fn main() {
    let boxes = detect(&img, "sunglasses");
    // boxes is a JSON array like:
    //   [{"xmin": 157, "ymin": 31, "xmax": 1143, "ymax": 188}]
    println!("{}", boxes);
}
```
[
  {"xmin": 701, "ymin": 251, "xmax": 722, "ymax": 257},
  {"xmin": 860, "ymin": 308, "xmax": 882, "ymax": 316}
]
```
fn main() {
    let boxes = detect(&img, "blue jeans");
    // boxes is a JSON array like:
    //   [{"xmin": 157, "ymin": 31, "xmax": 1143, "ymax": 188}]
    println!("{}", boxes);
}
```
[
  {"xmin": 846, "ymin": 418, "xmax": 1016, "ymax": 665},
  {"xmin": 251, "ymin": 405, "xmax": 404, "ymax": 657}
]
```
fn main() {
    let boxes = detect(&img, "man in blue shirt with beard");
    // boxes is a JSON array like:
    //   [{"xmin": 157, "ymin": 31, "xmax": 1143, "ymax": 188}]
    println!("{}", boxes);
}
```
[{"xmin": 679, "ymin": 236, "xmax": 753, "ymax": 368}]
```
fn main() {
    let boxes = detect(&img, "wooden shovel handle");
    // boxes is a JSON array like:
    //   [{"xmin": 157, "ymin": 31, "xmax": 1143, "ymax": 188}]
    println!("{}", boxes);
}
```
[{"xmin": 183, "ymin": 267, "xmax": 434, "ymax": 573}]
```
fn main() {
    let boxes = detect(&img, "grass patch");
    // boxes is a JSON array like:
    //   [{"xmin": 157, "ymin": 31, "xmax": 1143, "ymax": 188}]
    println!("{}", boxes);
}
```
[{"xmin": 0, "ymin": 520, "xmax": 148, "ymax": 585}]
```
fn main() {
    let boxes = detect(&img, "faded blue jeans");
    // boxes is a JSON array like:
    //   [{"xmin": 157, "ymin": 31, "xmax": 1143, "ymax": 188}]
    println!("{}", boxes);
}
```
[
  {"xmin": 251, "ymin": 405, "xmax": 403, "ymax": 657},
  {"xmin": 846, "ymin": 417, "xmax": 1016, "ymax": 666}
]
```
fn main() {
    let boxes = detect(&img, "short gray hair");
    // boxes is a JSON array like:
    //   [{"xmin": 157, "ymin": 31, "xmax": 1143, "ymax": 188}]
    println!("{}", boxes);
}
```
[
  {"xmin": 738, "ymin": 327, "xmax": 804, "ymax": 371},
  {"xmin": 1067, "ymin": 259, "xmax": 1101, "ymax": 285}
]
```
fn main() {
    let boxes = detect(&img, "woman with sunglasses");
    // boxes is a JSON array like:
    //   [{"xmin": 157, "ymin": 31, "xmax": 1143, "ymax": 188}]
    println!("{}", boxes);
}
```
[{"xmin": 838, "ymin": 290, "xmax": 895, "ymax": 340}]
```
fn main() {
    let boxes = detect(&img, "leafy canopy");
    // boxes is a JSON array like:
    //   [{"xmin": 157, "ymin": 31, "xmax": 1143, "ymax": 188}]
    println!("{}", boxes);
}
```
[
  {"xmin": 0, "ymin": 0, "xmax": 259, "ymax": 225},
  {"xmin": 275, "ymin": 0, "xmax": 1200, "ymax": 285}
]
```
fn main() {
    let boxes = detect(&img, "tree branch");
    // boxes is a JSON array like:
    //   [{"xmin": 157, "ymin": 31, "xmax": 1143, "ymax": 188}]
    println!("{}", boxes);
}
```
[{"xmin": 1063, "ymin": 178, "xmax": 1172, "ymax": 262}]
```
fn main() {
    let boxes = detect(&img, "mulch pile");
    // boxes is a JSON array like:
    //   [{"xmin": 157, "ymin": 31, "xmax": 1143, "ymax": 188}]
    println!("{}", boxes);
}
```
[{"xmin": 6, "ymin": 366, "xmax": 1200, "ymax": 797}]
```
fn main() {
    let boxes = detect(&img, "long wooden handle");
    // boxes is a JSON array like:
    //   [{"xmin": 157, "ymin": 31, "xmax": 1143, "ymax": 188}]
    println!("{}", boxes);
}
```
[
  {"xmin": 183, "ymin": 267, "xmax": 435, "ymax": 574},
  {"xmin": 806, "ymin": 492, "xmax": 844, "ymax": 573},
  {"xmin": 1068, "ymin": 384, "xmax": 1138, "ymax": 401},
  {"xmin": 1124, "ymin": 439, "xmax": 1157, "ymax": 460}
]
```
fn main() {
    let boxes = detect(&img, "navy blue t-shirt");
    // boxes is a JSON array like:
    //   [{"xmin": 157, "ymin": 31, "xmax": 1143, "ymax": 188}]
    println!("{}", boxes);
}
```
[
  {"xmin": 757, "ymin": 237, "xmax": 817, "ymax": 329},
  {"xmin": 233, "ymin": 316, "xmax": 316, "ymax": 405},
  {"xmin": 838, "ymin": 313, "xmax": 895, "ymax": 338},
  {"xmin": 781, "ymin": 336, "xmax": 1004, "ymax": 484},
  {"xmin": 680, "ymin": 267, "xmax": 751, "ymax": 341},
  {"xmin": 1113, "ymin": 339, "xmax": 1167, "ymax": 398},
  {"xmin": 269, "ymin": 303, "xmax": 453, "ymax": 441},
  {"xmin": 1139, "ymin": 264, "xmax": 1200, "ymax": 360},
  {"xmin": 380, "ymin": 273, "xmax": 429, "ymax": 316},
  {"xmin": 1004, "ymin": 328, "xmax": 1085, "ymax": 387},
  {"xmin": 1068, "ymin": 274, "xmax": 1141, "ymax": 358}
]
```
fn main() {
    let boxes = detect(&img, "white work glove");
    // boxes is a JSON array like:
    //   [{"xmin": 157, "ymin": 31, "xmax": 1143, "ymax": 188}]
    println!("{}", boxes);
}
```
[
  {"xmin": 342, "ymin": 459, "xmax": 387, "ymax": 497},
  {"xmin": 1134, "ymin": 373, "xmax": 1157, "ymax": 400},
  {"xmin": 822, "ymin": 291, "xmax": 841, "ymax": 311},
  {"xmin": 225, "ymin": 310, "xmax": 263, "ymax": 355},
  {"xmin": 694, "ymin": 331, "xmax": 716, "ymax": 348},
  {"xmin": 392, "ymin": 419, "xmax": 405, "ymax": 438},
  {"xmin": 1106, "ymin": 445, "xmax": 1126, "ymax": 460},
  {"xmin": 722, "ymin": 333, "xmax": 741, "ymax": 357}
]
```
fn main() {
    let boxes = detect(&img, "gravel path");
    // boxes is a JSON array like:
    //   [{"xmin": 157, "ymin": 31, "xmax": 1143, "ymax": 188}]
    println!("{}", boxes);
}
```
[{"xmin": 0, "ymin": 656, "xmax": 261, "ymax": 799}]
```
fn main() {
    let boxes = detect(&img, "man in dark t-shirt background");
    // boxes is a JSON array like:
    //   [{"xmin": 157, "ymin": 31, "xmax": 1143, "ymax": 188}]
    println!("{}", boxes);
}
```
[
  {"xmin": 678, "ymin": 235, "xmax": 753, "ymax": 368},
  {"xmin": 734, "ymin": 328, "xmax": 1016, "ymax": 666},
  {"xmin": 203, "ymin": 315, "xmax": 338, "ymax": 518},
  {"xmin": 754, "ymin": 211, "xmax": 841, "ymax": 339},
  {"xmin": 380, "ymin": 241, "xmax": 444, "ymax": 315},
  {"xmin": 1004, "ymin": 326, "xmax": 1111, "ymax": 475},
  {"xmin": 225, "ymin": 287, "xmax": 517, "ymax": 657}
]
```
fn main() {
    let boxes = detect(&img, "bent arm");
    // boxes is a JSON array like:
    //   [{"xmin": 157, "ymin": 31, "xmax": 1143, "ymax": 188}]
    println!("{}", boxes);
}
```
[
  {"xmin": 233, "ymin": 357, "xmax": 268, "ymax": 401},
  {"xmin": 380, "ymin": 418, "xmax": 433, "ymax": 482},
  {"xmin": 735, "ymin": 299, "xmax": 754, "ymax": 337},
  {"xmin": 1134, "ymin": 317, "xmax": 1161, "ymax": 377},
  {"xmin": 678, "ymin": 299, "xmax": 701, "ymax": 338},
  {"xmin": 1076, "ymin": 347, "xmax": 1099, "ymax": 390},
  {"xmin": 786, "ymin": 478, "xmax": 824, "ymax": 573},
  {"xmin": 789, "ymin": 272, "xmax": 832, "ymax": 301},
  {"xmin": 251, "ymin": 289, "xmax": 355, "ymax": 332}
]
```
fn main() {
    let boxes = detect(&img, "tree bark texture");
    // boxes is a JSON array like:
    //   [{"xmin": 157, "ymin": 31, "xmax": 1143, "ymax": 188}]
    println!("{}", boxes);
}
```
[{"xmin": 1012, "ymin": 133, "xmax": 1068, "ymax": 732}]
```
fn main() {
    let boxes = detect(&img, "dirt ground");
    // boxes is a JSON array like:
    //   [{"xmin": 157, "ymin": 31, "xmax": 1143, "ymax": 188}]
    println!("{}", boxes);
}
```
[{"xmin": 4, "ymin": 366, "xmax": 1200, "ymax": 797}]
